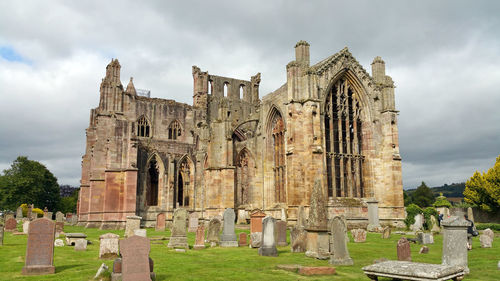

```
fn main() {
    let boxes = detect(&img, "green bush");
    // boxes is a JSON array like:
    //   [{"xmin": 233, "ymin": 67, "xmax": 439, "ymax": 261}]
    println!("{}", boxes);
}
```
[
  {"xmin": 475, "ymin": 223, "xmax": 500, "ymax": 231},
  {"xmin": 423, "ymin": 207, "xmax": 438, "ymax": 230},
  {"xmin": 404, "ymin": 203, "xmax": 422, "ymax": 229},
  {"xmin": 433, "ymin": 193, "xmax": 452, "ymax": 208}
]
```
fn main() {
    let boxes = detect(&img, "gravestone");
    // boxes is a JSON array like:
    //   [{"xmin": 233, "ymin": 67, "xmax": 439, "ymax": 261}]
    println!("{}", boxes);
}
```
[
  {"xmin": 297, "ymin": 205, "xmax": 307, "ymax": 229},
  {"xmin": 397, "ymin": 237, "xmax": 411, "ymax": 261},
  {"xmin": 483, "ymin": 228, "xmax": 494, "ymax": 241},
  {"xmin": 44, "ymin": 212, "xmax": 53, "ymax": 220},
  {"xmin": 27, "ymin": 205, "xmax": 33, "ymax": 219},
  {"xmin": 55, "ymin": 211, "xmax": 64, "ymax": 222},
  {"xmin": 22, "ymin": 218, "xmax": 55, "ymax": 275},
  {"xmin": 125, "ymin": 216, "xmax": 141, "ymax": 238},
  {"xmin": 467, "ymin": 207, "xmax": 474, "ymax": 223},
  {"xmin": 351, "ymin": 229, "xmax": 367, "ymax": 243},
  {"xmin": 120, "ymin": 235, "xmax": 152, "ymax": 281},
  {"xmin": 430, "ymin": 215, "xmax": 441, "ymax": 233},
  {"xmin": 66, "ymin": 233, "xmax": 87, "ymax": 245},
  {"xmin": 366, "ymin": 199, "xmax": 381, "ymax": 231},
  {"xmin": 17, "ymin": 207, "xmax": 23, "ymax": 219},
  {"xmin": 329, "ymin": 216, "xmax": 353, "ymax": 265},
  {"xmin": 65, "ymin": 213, "xmax": 73, "ymax": 223},
  {"xmin": 441, "ymin": 216, "xmax": 470, "ymax": 273},
  {"xmin": 480, "ymin": 234, "xmax": 492, "ymax": 248},
  {"xmin": 74, "ymin": 239, "xmax": 87, "ymax": 251},
  {"xmin": 250, "ymin": 210, "xmax": 266, "ymax": 248},
  {"xmin": 206, "ymin": 218, "xmax": 221, "ymax": 246},
  {"xmin": 193, "ymin": 225, "xmax": 205, "ymax": 250},
  {"xmin": 419, "ymin": 246, "xmax": 429, "ymax": 254},
  {"xmin": 410, "ymin": 214, "xmax": 423, "ymax": 232},
  {"xmin": 258, "ymin": 216, "xmax": 278, "ymax": 257},
  {"xmin": 155, "ymin": 213, "xmax": 165, "ymax": 231},
  {"xmin": 188, "ymin": 212, "xmax": 199, "ymax": 233},
  {"xmin": 5, "ymin": 213, "xmax": 14, "ymax": 221},
  {"xmin": 31, "ymin": 212, "xmax": 38, "ymax": 220},
  {"xmin": 237, "ymin": 209, "xmax": 248, "ymax": 224},
  {"xmin": 134, "ymin": 229, "xmax": 147, "ymax": 237},
  {"xmin": 290, "ymin": 227, "xmax": 307, "ymax": 252},
  {"xmin": 99, "ymin": 233, "xmax": 120, "ymax": 259},
  {"xmin": 276, "ymin": 220, "xmax": 288, "ymax": 246},
  {"xmin": 305, "ymin": 179, "xmax": 329, "ymax": 260},
  {"xmin": 220, "ymin": 208, "xmax": 238, "ymax": 247},
  {"xmin": 23, "ymin": 221, "xmax": 30, "ymax": 234},
  {"xmin": 417, "ymin": 232, "xmax": 434, "ymax": 244},
  {"xmin": 55, "ymin": 222, "xmax": 64, "ymax": 237},
  {"xmin": 54, "ymin": 239, "xmax": 64, "ymax": 247},
  {"xmin": 0, "ymin": 217, "xmax": 4, "ymax": 246},
  {"xmin": 5, "ymin": 218, "xmax": 17, "ymax": 232},
  {"xmin": 381, "ymin": 226, "xmax": 391, "ymax": 239},
  {"xmin": 167, "ymin": 208, "xmax": 188, "ymax": 249},
  {"xmin": 70, "ymin": 215, "xmax": 78, "ymax": 225},
  {"xmin": 238, "ymin": 232, "xmax": 248, "ymax": 247}
]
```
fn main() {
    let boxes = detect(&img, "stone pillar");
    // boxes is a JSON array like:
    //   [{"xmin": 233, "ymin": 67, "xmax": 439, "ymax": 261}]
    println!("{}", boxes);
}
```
[
  {"xmin": 442, "ymin": 216, "xmax": 470, "ymax": 273},
  {"xmin": 366, "ymin": 199, "xmax": 380, "ymax": 231}
]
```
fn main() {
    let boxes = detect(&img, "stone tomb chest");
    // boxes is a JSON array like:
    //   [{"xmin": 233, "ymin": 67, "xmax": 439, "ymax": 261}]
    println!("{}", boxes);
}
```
[
  {"xmin": 65, "ymin": 233, "xmax": 88, "ymax": 246},
  {"xmin": 362, "ymin": 261, "xmax": 465, "ymax": 281}
]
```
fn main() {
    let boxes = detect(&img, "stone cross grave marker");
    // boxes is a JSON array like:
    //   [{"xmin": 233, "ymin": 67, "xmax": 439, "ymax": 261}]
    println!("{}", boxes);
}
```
[
  {"xmin": 276, "ymin": 220, "xmax": 288, "ymax": 246},
  {"xmin": 188, "ymin": 212, "xmax": 199, "ymax": 232},
  {"xmin": 220, "ymin": 208, "xmax": 238, "ymax": 247},
  {"xmin": 99, "ymin": 233, "xmax": 120, "ymax": 259},
  {"xmin": 167, "ymin": 208, "xmax": 188, "ymax": 249},
  {"xmin": 258, "ymin": 216, "xmax": 278, "ymax": 257},
  {"xmin": 207, "ymin": 218, "xmax": 221, "ymax": 247},
  {"xmin": 125, "ymin": 216, "xmax": 141, "ymax": 238},
  {"xmin": 397, "ymin": 237, "xmax": 411, "ymax": 261},
  {"xmin": 239, "ymin": 232, "xmax": 248, "ymax": 247},
  {"xmin": 120, "ymin": 235, "xmax": 151, "ymax": 281},
  {"xmin": 22, "ymin": 218, "xmax": 56, "ymax": 275},
  {"xmin": 193, "ymin": 225, "xmax": 206, "ymax": 250},
  {"xmin": 329, "ymin": 216, "xmax": 353, "ymax": 265},
  {"xmin": 55, "ymin": 211, "xmax": 64, "ymax": 222},
  {"xmin": 155, "ymin": 213, "xmax": 165, "ymax": 231},
  {"xmin": 5, "ymin": 218, "xmax": 17, "ymax": 232},
  {"xmin": 16, "ymin": 207, "xmax": 23, "ymax": 219},
  {"xmin": 442, "ymin": 216, "xmax": 470, "ymax": 273}
]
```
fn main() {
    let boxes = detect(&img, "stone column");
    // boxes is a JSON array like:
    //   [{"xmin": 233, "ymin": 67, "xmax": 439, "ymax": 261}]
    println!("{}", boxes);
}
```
[
  {"xmin": 366, "ymin": 199, "xmax": 380, "ymax": 231},
  {"xmin": 441, "ymin": 216, "xmax": 470, "ymax": 273}
]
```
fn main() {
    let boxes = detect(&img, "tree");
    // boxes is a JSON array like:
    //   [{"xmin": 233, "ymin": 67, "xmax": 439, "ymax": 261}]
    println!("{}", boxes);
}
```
[
  {"xmin": 464, "ymin": 155, "xmax": 500, "ymax": 212},
  {"xmin": 0, "ymin": 156, "xmax": 60, "ymax": 211},
  {"xmin": 412, "ymin": 181, "xmax": 435, "ymax": 208},
  {"xmin": 59, "ymin": 189, "xmax": 79, "ymax": 214},
  {"xmin": 433, "ymin": 192, "xmax": 452, "ymax": 208}
]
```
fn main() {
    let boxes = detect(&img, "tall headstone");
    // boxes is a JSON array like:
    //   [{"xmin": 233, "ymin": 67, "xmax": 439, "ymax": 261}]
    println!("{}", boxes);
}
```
[
  {"xmin": 99, "ymin": 233, "xmax": 120, "ymax": 259},
  {"xmin": 250, "ymin": 210, "xmax": 266, "ymax": 248},
  {"xmin": 16, "ymin": 207, "xmax": 23, "ymax": 219},
  {"xmin": 155, "ymin": 213, "xmax": 165, "ymax": 231},
  {"xmin": 397, "ymin": 237, "xmax": 411, "ymax": 261},
  {"xmin": 238, "ymin": 232, "xmax": 248, "ymax": 247},
  {"xmin": 206, "ymin": 218, "xmax": 221, "ymax": 247},
  {"xmin": 410, "ymin": 214, "xmax": 423, "ymax": 232},
  {"xmin": 168, "ymin": 208, "xmax": 188, "ymax": 249},
  {"xmin": 276, "ymin": 220, "xmax": 288, "ymax": 246},
  {"xmin": 258, "ymin": 216, "xmax": 278, "ymax": 257},
  {"xmin": 120, "ymin": 235, "xmax": 152, "ymax": 281},
  {"xmin": 220, "ymin": 208, "xmax": 238, "ymax": 247},
  {"xmin": 125, "ymin": 216, "xmax": 141, "ymax": 238},
  {"xmin": 366, "ymin": 199, "xmax": 381, "ymax": 231},
  {"xmin": 193, "ymin": 225, "xmax": 206, "ymax": 250},
  {"xmin": 55, "ymin": 211, "xmax": 64, "ymax": 222},
  {"xmin": 430, "ymin": 215, "xmax": 440, "ymax": 233},
  {"xmin": 442, "ymin": 216, "xmax": 470, "ymax": 273},
  {"xmin": 5, "ymin": 218, "xmax": 17, "ymax": 232},
  {"xmin": 305, "ymin": 179, "xmax": 329, "ymax": 259},
  {"xmin": 22, "ymin": 218, "xmax": 56, "ymax": 275},
  {"xmin": 188, "ymin": 212, "xmax": 199, "ymax": 233},
  {"xmin": 23, "ymin": 221, "xmax": 30, "ymax": 234},
  {"xmin": 467, "ymin": 207, "xmax": 474, "ymax": 223},
  {"xmin": 329, "ymin": 216, "xmax": 353, "ymax": 265},
  {"xmin": 351, "ymin": 229, "xmax": 367, "ymax": 243}
]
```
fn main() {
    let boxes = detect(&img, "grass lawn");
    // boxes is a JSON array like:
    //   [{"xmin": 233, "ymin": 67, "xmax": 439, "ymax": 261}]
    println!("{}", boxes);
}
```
[{"xmin": 0, "ymin": 223, "xmax": 499, "ymax": 280}]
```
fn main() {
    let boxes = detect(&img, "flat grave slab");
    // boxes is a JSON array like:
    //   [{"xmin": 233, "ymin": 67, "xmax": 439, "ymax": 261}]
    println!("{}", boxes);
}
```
[{"xmin": 362, "ymin": 260, "xmax": 465, "ymax": 281}]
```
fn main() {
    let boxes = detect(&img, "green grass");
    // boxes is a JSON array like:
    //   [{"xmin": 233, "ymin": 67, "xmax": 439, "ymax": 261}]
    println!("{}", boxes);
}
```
[{"xmin": 0, "ymin": 223, "xmax": 499, "ymax": 280}]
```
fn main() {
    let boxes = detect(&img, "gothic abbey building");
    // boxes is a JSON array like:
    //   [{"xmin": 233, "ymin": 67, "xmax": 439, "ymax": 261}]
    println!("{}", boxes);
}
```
[{"xmin": 77, "ymin": 41, "xmax": 404, "ymax": 229}]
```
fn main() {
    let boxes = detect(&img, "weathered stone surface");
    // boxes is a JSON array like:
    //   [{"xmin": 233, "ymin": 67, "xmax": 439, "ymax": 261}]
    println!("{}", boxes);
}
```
[
  {"xmin": 306, "ymin": 230, "xmax": 329, "ymax": 259},
  {"xmin": 70, "ymin": 215, "xmax": 78, "ymax": 225},
  {"xmin": 430, "ymin": 215, "xmax": 440, "ymax": 233},
  {"xmin": 5, "ymin": 213, "xmax": 14, "ymax": 221},
  {"xmin": 351, "ymin": 229, "xmax": 367, "ymax": 243},
  {"xmin": 250, "ymin": 232, "xmax": 262, "ymax": 248},
  {"xmin": 441, "ymin": 216, "xmax": 470, "ymax": 273},
  {"xmin": 329, "ymin": 216, "xmax": 353, "ymax": 265},
  {"xmin": 16, "ymin": 207, "xmax": 23, "ymax": 219},
  {"xmin": 397, "ymin": 237, "xmax": 411, "ymax": 261},
  {"xmin": 55, "ymin": 211, "xmax": 64, "ymax": 222},
  {"xmin": 134, "ymin": 229, "xmax": 147, "ymax": 237},
  {"xmin": 5, "ymin": 218, "xmax": 17, "ymax": 232},
  {"xmin": 258, "ymin": 216, "xmax": 277, "ymax": 257},
  {"xmin": 417, "ymin": 232, "xmax": 434, "ymax": 244},
  {"xmin": 94, "ymin": 263, "xmax": 109, "ymax": 279},
  {"xmin": 362, "ymin": 261, "xmax": 466, "ymax": 281},
  {"xmin": 306, "ymin": 179, "xmax": 328, "ymax": 232},
  {"xmin": 220, "ymin": 208, "xmax": 238, "ymax": 247},
  {"xmin": 299, "ymin": 266, "xmax": 336, "ymax": 276},
  {"xmin": 193, "ymin": 225, "xmax": 205, "ymax": 250},
  {"xmin": 43, "ymin": 211, "xmax": 52, "ymax": 219},
  {"xmin": 483, "ymin": 228, "xmax": 494, "ymax": 241},
  {"xmin": 168, "ymin": 208, "xmax": 188, "ymax": 249},
  {"xmin": 23, "ymin": 221, "xmax": 30, "ymax": 234},
  {"xmin": 280, "ymin": 208, "xmax": 287, "ymax": 222},
  {"xmin": 276, "ymin": 220, "xmax": 288, "ymax": 246},
  {"xmin": 75, "ymin": 239, "xmax": 87, "ymax": 251},
  {"xmin": 188, "ymin": 212, "xmax": 199, "ymax": 232},
  {"xmin": 22, "ymin": 218, "xmax": 56, "ymax": 275},
  {"xmin": 55, "ymin": 222, "xmax": 64, "ymax": 236},
  {"xmin": 419, "ymin": 246, "xmax": 429, "ymax": 254},
  {"xmin": 366, "ymin": 199, "xmax": 380, "ymax": 231},
  {"xmin": 206, "ymin": 218, "xmax": 221, "ymax": 246},
  {"xmin": 290, "ymin": 227, "xmax": 307, "ymax": 253},
  {"xmin": 467, "ymin": 207, "xmax": 474, "ymax": 223},
  {"xmin": 120, "ymin": 235, "xmax": 152, "ymax": 281},
  {"xmin": 54, "ymin": 239, "xmax": 64, "ymax": 247},
  {"xmin": 381, "ymin": 226, "xmax": 391, "ymax": 239},
  {"xmin": 238, "ymin": 232, "xmax": 247, "ymax": 247},
  {"xmin": 296, "ymin": 206, "xmax": 307, "ymax": 229},
  {"xmin": 237, "ymin": 209, "xmax": 249, "ymax": 224},
  {"xmin": 125, "ymin": 216, "xmax": 141, "ymax": 238},
  {"xmin": 480, "ymin": 234, "xmax": 492, "ymax": 248},
  {"xmin": 155, "ymin": 213, "xmax": 165, "ymax": 231},
  {"xmin": 410, "ymin": 214, "xmax": 423, "ymax": 232},
  {"xmin": 66, "ymin": 233, "xmax": 87, "ymax": 246},
  {"xmin": 250, "ymin": 210, "xmax": 266, "ymax": 233},
  {"xmin": 100, "ymin": 233, "xmax": 120, "ymax": 259}
]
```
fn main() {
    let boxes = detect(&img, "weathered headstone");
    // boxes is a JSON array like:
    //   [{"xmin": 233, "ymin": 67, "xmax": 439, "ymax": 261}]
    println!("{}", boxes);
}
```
[
  {"xmin": 193, "ymin": 225, "xmax": 206, "ymax": 250},
  {"xmin": 206, "ymin": 218, "xmax": 221, "ymax": 247},
  {"xmin": 5, "ymin": 212, "xmax": 14, "ymax": 221},
  {"xmin": 259, "ymin": 216, "xmax": 278, "ymax": 257},
  {"xmin": 483, "ymin": 228, "xmax": 494, "ymax": 241},
  {"xmin": 467, "ymin": 207, "xmax": 474, "ymax": 223},
  {"xmin": 188, "ymin": 212, "xmax": 199, "ymax": 233},
  {"xmin": 417, "ymin": 232, "xmax": 434, "ymax": 244},
  {"xmin": 237, "ymin": 209, "xmax": 248, "ymax": 224},
  {"xmin": 419, "ymin": 246, "xmax": 429, "ymax": 254},
  {"xmin": 250, "ymin": 210, "xmax": 266, "ymax": 248},
  {"xmin": 125, "ymin": 216, "xmax": 141, "ymax": 238},
  {"xmin": 297, "ymin": 205, "xmax": 307, "ymax": 229},
  {"xmin": 23, "ymin": 220, "xmax": 30, "ymax": 234},
  {"xmin": 31, "ymin": 212, "xmax": 38, "ymax": 220},
  {"xmin": 55, "ymin": 222, "xmax": 64, "ymax": 237},
  {"xmin": 5, "ymin": 218, "xmax": 17, "ymax": 232},
  {"xmin": 441, "ymin": 216, "xmax": 470, "ymax": 273},
  {"xmin": 238, "ymin": 232, "xmax": 248, "ymax": 247},
  {"xmin": 220, "ymin": 208, "xmax": 238, "ymax": 247},
  {"xmin": 44, "ymin": 212, "xmax": 53, "ymax": 220},
  {"xmin": 74, "ymin": 239, "xmax": 87, "ymax": 251},
  {"xmin": 70, "ymin": 215, "xmax": 78, "ymax": 225},
  {"xmin": 366, "ymin": 199, "xmax": 381, "ymax": 231},
  {"xmin": 54, "ymin": 239, "xmax": 64, "ymax": 247},
  {"xmin": 410, "ymin": 214, "xmax": 423, "ymax": 232},
  {"xmin": 480, "ymin": 234, "xmax": 492, "ymax": 248},
  {"xmin": 22, "ymin": 218, "xmax": 56, "ymax": 275},
  {"xmin": 65, "ymin": 213, "xmax": 73, "ymax": 223},
  {"xmin": 381, "ymin": 226, "xmax": 391, "ymax": 239},
  {"xmin": 167, "ymin": 208, "xmax": 188, "ymax": 249},
  {"xmin": 134, "ymin": 229, "xmax": 147, "ymax": 237},
  {"xmin": 120, "ymin": 235, "xmax": 152, "ymax": 281},
  {"xmin": 99, "ymin": 233, "xmax": 120, "ymax": 259},
  {"xmin": 155, "ymin": 213, "xmax": 165, "ymax": 231},
  {"xmin": 329, "ymin": 216, "xmax": 354, "ymax": 265},
  {"xmin": 276, "ymin": 220, "xmax": 288, "ymax": 246},
  {"xmin": 16, "ymin": 207, "xmax": 23, "ymax": 219},
  {"xmin": 27, "ymin": 205, "xmax": 33, "ymax": 219},
  {"xmin": 55, "ymin": 211, "xmax": 64, "ymax": 222},
  {"xmin": 430, "ymin": 215, "xmax": 441, "ymax": 233},
  {"xmin": 305, "ymin": 179, "xmax": 329, "ymax": 260},
  {"xmin": 397, "ymin": 237, "xmax": 411, "ymax": 261},
  {"xmin": 351, "ymin": 229, "xmax": 367, "ymax": 243},
  {"xmin": 290, "ymin": 227, "xmax": 307, "ymax": 252}
]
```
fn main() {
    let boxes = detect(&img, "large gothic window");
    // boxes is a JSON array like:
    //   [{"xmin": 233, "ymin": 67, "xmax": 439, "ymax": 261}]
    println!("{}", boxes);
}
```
[
  {"xmin": 272, "ymin": 116, "xmax": 286, "ymax": 203},
  {"xmin": 137, "ymin": 116, "xmax": 150, "ymax": 137},
  {"xmin": 168, "ymin": 120, "xmax": 182, "ymax": 140},
  {"xmin": 236, "ymin": 149, "xmax": 252, "ymax": 207},
  {"xmin": 325, "ymin": 78, "xmax": 364, "ymax": 198}
]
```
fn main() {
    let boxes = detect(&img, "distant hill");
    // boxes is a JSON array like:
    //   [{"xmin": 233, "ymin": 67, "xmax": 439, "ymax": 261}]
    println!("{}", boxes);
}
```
[{"xmin": 405, "ymin": 182, "xmax": 465, "ymax": 198}]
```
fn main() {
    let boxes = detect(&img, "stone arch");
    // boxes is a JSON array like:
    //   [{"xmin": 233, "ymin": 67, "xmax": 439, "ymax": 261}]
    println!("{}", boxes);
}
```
[
  {"xmin": 168, "ymin": 119, "xmax": 183, "ymax": 140},
  {"xmin": 144, "ymin": 153, "xmax": 165, "ymax": 207},
  {"xmin": 235, "ymin": 147, "xmax": 255, "ymax": 207},
  {"xmin": 137, "ymin": 115, "xmax": 152, "ymax": 137},
  {"xmin": 176, "ymin": 155, "xmax": 195, "ymax": 208},
  {"xmin": 265, "ymin": 106, "xmax": 286, "ymax": 204}
]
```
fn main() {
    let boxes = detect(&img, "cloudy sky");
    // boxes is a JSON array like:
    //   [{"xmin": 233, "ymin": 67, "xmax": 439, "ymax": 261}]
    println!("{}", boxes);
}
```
[{"xmin": 0, "ymin": 1, "xmax": 498, "ymax": 189}]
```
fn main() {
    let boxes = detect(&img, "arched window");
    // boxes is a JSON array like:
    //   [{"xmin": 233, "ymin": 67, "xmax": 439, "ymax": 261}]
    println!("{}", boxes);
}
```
[
  {"xmin": 137, "ymin": 116, "xmax": 150, "ymax": 137},
  {"xmin": 208, "ymin": 80, "xmax": 213, "ymax": 95},
  {"xmin": 272, "ymin": 115, "xmax": 286, "ymax": 203},
  {"xmin": 223, "ymin": 82, "xmax": 228, "ymax": 97},
  {"xmin": 239, "ymin": 85, "xmax": 244, "ymax": 99},
  {"xmin": 146, "ymin": 158, "xmax": 159, "ymax": 206},
  {"xmin": 168, "ymin": 120, "xmax": 182, "ymax": 140},
  {"xmin": 325, "ymin": 78, "xmax": 364, "ymax": 198}
]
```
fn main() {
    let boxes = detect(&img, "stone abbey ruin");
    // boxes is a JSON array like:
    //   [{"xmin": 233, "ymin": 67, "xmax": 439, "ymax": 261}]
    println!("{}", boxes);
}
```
[{"xmin": 77, "ymin": 41, "xmax": 404, "ymax": 229}]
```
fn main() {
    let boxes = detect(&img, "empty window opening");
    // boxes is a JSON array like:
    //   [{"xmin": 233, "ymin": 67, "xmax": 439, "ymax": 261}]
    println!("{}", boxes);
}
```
[
  {"xmin": 146, "ymin": 158, "xmax": 159, "ymax": 206},
  {"xmin": 239, "ymin": 85, "xmax": 244, "ymax": 99},
  {"xmin": 208, "ymin": 80, "xmax": 213, "ymax": 95},
  {"xmin": 168, "ymin": 120, "xmax": 182, "ymax": 140},
  {"xmin": 137, "ymin": 116, "xmax": 150, "ymax": 137},
  {"xmin": 224, "ymin": 82, "xmax": 228, "ymax": 97}
]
